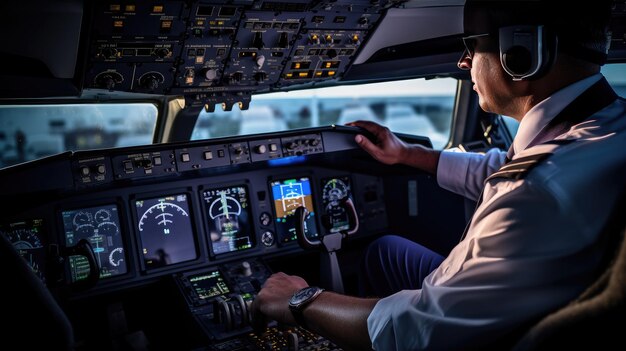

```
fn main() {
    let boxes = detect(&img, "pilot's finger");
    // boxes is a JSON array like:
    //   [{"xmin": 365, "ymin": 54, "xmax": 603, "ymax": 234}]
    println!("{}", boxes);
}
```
[
  {"xmin": 347, "ymin": 120, "xmax": 383, "ymax": 132},
  {"xmin": 355, "ymin": 134, "xmax": 381, "ymax": 157}
]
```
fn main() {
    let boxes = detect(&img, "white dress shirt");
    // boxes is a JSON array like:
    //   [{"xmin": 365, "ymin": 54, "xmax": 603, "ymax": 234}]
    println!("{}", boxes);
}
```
[
  {"xmin": 437, "ymin": 73, "xmax": 602, "ymax": 201},
  {"xmin": 368, "ymin": 74, "xmax": 626, "ymax": 350}
]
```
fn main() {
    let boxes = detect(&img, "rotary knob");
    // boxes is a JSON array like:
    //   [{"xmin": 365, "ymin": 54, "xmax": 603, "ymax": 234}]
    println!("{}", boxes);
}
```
[
  {"xmin": 101, "ymin": 75, "xmax": 116, "ymax": 90},
  {"xmin": 254, "ymin": 144, "xmax": 267, "ymax": 154},
  {"xmin": 261, "ymin": 231, "xmax": 275, "ymax": 246},
  {"xmin": 101, "ymin": 47, "xmax": 118, "ymax": 59},
  {"xmin": 138, "ymin": 73, "xmax": 163, "ymax": 91},
  {"xmin": 155, "ymin": 47, "xmax": 170, "ymax": 58},
  {"xmin": 143, "ymin": 77, "xmax": 159, "ymax": 90},
  {"xmin": 241, "ymin": 261, "xmax": 252, "ymax": 277},
  {"xmin": 259, "ymin": 212, "xmax": 272, "ymax": 226},
  {"xmin": 255, "ymin": 55, "xmax": 266, "ymax": 69},
  {"xmin": 95, "ymin": 71, "xmax": 123, "ymax": 90},
  {"xmin": 199, "ymin": 68, "xmax": 217, "ymax": 80}
]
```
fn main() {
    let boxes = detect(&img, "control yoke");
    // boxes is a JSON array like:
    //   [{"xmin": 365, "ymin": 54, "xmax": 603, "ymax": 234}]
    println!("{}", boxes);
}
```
[
  {"xmin": 295, "ymin": 197, "xmax": 359, "ymax": 294},
  {"xmin": 58, "ymin": 239, "xmax": 100, "ymax": 291}
]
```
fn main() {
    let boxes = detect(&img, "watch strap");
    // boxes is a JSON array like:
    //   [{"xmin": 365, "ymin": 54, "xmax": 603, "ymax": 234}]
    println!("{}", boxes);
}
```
[
  {"xmin": 291, "ymin": 304, "xmax": 308, "ymax": 329},
  {"xmin": 289, "ymin": 286, "xmax": 324, "ymax": 329}
]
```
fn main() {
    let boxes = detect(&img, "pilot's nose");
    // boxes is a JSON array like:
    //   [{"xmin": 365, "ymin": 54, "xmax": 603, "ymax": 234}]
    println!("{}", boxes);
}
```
[{"xmin": 458, "ymin": 49, "xmax": 471, "ymax": 70}]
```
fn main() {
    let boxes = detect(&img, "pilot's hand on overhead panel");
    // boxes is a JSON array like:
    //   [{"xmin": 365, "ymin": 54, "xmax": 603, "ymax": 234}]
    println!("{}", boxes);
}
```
[
  {"xmin": 250, "ymin": 272, "xmax": 309, "ymax": 332},
  {"xmin": 348, "ymin": 120, "xmax": 410, "ymax": 165}
]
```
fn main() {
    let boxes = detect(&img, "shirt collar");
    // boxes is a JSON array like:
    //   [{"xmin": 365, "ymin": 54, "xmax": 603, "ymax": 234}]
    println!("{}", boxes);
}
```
[{"xmin": 513, "ymin": 73, "xmax": 603, "ymax": 154}]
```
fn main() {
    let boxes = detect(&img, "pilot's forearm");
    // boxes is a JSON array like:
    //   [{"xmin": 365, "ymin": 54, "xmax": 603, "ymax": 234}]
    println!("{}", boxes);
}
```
[
  {"xmin": 401, "ymin": 144, "xmax": 441, "ymax": 175},
  {"xmin": 301, "ymin": 291, "xmax": 379, "ymax": 351}
]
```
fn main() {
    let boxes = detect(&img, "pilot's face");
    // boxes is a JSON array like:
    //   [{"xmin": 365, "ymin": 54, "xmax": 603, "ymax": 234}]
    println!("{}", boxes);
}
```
[{"xmin": 458, "ymin": 36, "xmax": 517, "ymax": 116}]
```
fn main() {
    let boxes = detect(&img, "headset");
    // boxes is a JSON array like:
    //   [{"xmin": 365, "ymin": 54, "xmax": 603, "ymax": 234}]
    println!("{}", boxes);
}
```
[{"xmin": 498, "ymin": 25, "xmax": 557, "ymax": 81}]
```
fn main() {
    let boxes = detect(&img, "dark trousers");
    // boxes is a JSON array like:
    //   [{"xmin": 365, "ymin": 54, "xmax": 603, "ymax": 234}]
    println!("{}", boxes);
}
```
[{"xmin": 360, "ymin": 235, "xmax": 445, "ymax": 297}]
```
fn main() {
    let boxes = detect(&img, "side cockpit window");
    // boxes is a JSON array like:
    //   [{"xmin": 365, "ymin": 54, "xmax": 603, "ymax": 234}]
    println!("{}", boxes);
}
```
[{"xmin": 0, "ymin": 103, "xmax": 158, "ymax": 169}]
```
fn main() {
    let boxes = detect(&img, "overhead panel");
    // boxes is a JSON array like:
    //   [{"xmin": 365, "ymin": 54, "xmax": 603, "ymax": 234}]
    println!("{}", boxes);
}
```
[{"xmin": 83, "ymin": 0, "xmax": 397, "ymax": 109}]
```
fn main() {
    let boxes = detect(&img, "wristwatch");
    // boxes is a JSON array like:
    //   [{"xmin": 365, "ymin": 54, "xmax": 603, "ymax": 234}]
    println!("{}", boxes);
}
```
[{"xmin": 288, "ymin": 286, "xmax": 324, "ymax": 328}]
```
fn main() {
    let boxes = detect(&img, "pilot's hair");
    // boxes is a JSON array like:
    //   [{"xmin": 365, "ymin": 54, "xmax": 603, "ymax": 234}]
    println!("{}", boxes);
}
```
[{"xmin": 465, "ymin": 0, "xmax": 613, "ymax": 60}]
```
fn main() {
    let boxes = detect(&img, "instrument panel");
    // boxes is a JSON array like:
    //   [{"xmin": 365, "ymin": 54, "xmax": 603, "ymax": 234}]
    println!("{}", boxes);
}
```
[
  {"xmin": 0, "ymin": 126, "xmax": 402, "ymax": 296},
  {"xmin": 83, "ymin": 0, "xmax": 393, "ymax": 109}
]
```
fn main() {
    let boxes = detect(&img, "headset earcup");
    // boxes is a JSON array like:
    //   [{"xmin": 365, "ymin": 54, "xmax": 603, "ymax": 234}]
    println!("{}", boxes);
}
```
[
  {"xmin": 502, "ymin": 45, "xmax": 533, "ymax": 76},
  {"xmin": 499, "ymin": 25, "xmax": 555, "ymax": 80}
]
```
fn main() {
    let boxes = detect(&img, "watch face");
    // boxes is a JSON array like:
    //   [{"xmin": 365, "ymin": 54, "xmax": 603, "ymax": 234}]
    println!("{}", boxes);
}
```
[{"xmin": 290, "ymin": 287, "xmax": 321, "ymax": 306}]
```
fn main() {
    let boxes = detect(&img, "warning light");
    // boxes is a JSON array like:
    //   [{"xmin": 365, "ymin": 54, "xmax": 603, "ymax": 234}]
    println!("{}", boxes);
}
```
[
  {"xmin": 125, "ymin": 4, "xmax": 136, "ymax": 12},
  {"xmin": 152, "ymin": 5, "xmax": 164, "ymax": 13}
]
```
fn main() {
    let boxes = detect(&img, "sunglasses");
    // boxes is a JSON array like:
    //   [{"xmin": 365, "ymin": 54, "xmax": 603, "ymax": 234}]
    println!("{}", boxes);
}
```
[{"xmin": 461, "ymin": 33, "xmax": 490, "ymax": 59}]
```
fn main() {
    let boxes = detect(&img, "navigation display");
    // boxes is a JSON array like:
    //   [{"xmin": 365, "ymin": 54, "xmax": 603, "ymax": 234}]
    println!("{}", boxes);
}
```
[
  {"xmin": 188, "ymin": 269, "xmax": 231, "ymax": 300},
  {"xmin": 321, "ymin": 176, "xmax": 354, "ymax": 233},
  {"xmin": 135, "ymin": 194, "xmax": 197, "ymax": 269},
  {"xmin": 0, "ymin": 219, "xmax": 47, "ymax": 284},
  {"xmin": 61, "ymin": 205, "xmax": 127, "ymax": 282},
  {"xmin": 202, "ymin": 185, "xmax": 254, "ymax": 255},
  {"xmin": 270, "ymin": 177, "xmax": 319, "ymax": 243}
]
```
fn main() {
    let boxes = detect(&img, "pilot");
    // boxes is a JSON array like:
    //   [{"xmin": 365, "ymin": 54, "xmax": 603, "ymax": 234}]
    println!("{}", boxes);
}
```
[{"xmin": 251, "ymin": 1, "xmax": 625, "ymax": 350}]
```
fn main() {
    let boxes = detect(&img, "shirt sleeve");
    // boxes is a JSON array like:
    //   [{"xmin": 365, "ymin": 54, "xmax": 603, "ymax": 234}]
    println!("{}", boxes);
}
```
[
  {"xmin": 436, "ymin": 148, "xmax": 507, "ymax": 201},
  {"xmin": 367, "ymin": 179, "xmax": 605, "ymax": 350}
]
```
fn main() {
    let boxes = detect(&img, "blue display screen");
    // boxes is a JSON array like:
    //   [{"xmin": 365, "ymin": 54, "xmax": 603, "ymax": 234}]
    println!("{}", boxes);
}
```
[{"xmin": 270, "ymin": 177, "xmax": 318, "ymax": 243}]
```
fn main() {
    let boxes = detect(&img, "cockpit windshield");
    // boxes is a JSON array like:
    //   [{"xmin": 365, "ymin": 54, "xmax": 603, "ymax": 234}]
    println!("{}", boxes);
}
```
[{"xmin": 192, "ymin": 77, "xmax": 457, "ymax": 149}]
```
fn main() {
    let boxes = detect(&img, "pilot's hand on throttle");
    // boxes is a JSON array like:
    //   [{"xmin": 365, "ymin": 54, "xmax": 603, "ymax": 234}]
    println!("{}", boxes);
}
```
[
  {"xmin": 347, "ymin": 120, "xmax": 409, "ymax": 165},
  {"xmin": 251, "ymin": 272, "xmax": 309, "ymax": 332}
]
